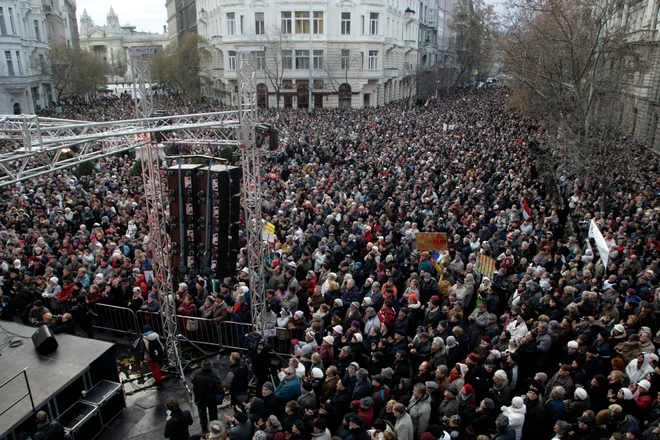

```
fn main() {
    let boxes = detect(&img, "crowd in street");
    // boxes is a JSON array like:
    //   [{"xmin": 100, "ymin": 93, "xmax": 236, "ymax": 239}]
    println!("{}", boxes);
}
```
[{"xmin": 2, "ymin": 89, "xmax": 660, "ymax": 440}]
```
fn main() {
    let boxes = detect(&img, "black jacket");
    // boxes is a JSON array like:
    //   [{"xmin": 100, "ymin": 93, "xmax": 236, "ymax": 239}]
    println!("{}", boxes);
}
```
[
  {"xmin": 33, "ymin": 420, "xmax": 65, "ymax": 440},
  {"xmin": 164, "ymin": 408, "xmax": 193, "ymax": 440},
  {"xmin": 191, "ymin": 368, "xmax": 216, "ymax": 406}
]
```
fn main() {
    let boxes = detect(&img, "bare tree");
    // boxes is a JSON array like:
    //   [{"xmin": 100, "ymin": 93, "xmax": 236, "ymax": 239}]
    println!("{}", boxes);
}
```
[
  {"xmin": 501, "ymin": 0, "xmax": 649, "ymax": 209},
  {"xmin": 252, "ymin": 27, "xmax": 293, "ymax": 109},
  {"xmin": 322, "ymin": 47, "xmax": 361, "ymax": 95},
  {"xmin": 451, "ymin": 0, "xmax": 497, "ymax": 87}
]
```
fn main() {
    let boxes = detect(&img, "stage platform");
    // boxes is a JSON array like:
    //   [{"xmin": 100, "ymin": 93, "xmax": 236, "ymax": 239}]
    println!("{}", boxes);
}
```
[{"xmin": 0, "ymin": 321, "xmax": 119, "ymax": 440}]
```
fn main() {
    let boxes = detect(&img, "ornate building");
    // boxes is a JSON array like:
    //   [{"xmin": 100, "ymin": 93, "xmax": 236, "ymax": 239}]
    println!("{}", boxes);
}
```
[
  {"xmin": 621, "ymin": 0, "xmax": 660, "ymax": 150},
  {"xmin": 78, "ymin": 7, "xmax": 169, "ymax": 86},
  {"xmin": 196, "ymin": 0, "xmax": 422, "ymax": 108},
  {"xmin": 0, "ymin": 0, "xmax": 62, "ymax": 113}
]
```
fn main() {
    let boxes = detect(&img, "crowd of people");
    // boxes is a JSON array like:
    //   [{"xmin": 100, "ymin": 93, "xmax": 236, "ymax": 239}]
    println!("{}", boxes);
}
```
[{"xmin": 1, "ymin": 89, "xmax": 659, "ymax": 440}]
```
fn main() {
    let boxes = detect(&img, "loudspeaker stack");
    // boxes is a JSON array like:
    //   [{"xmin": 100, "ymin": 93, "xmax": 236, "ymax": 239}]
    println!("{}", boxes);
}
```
[{"xmin": 167, "ymin": 163, "xmax": 241, "ymax": 279}]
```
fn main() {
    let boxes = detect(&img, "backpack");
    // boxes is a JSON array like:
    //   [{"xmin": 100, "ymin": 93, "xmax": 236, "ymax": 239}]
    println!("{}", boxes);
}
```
[{"xmin": 146, "ymin": 337, "xmax": 164, "ymax": 361}]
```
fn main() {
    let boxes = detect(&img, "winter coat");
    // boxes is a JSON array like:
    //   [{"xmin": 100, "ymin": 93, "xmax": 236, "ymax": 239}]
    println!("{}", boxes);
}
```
[
  {"xmin": 501, "ymin": 404, "xmax": 526, "ymax": 440},
  {"xmin": 467, "ymin": 309, "xmax": 489, "ymax": 348},
  {"xmin": 408, "ymin": 392, "xmax": 432, "ymax": 435},
  {"xmin": 275, "ymin": 375, "xmax": 301, "ymax": 402},
  {"xmin": 437, "ymin": 396, "xmax": 459, "ymax": 418},
  {"xmin": 163, "ymin": 408, "xmax": 193, "ymax": 440},
  {"xmin": 394, "ymin": 412, "xmax": 415, "ymax": 440}
]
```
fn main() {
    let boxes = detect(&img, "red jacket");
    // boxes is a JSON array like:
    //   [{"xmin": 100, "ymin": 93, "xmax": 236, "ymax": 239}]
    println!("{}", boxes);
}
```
[
  {"xmin": 378, "ymin": 307, "xmax": 396, "ymax": 324},
  {"xmin": 56, "ymin": 284, "xmax": 74, "ymax": 302}
]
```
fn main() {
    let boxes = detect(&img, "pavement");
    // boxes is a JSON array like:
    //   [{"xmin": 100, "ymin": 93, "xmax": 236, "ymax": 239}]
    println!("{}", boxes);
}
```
[{"xmin": 95, "ymin": 338, "xmax": 235, "ymax": 440}]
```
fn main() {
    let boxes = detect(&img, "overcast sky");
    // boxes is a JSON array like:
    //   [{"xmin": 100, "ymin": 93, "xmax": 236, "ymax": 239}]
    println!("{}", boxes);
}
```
[
  {"xmin": 76, "ymin": 0, "xmax": 168, "ymax": 34},
  {"xmin": 75, "ymin": 0, "xmax": 508, "ymax": 36}
]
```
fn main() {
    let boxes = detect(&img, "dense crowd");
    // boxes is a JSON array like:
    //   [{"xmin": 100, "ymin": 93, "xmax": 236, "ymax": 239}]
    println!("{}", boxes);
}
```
[{"xmin": 2, "ymin": 89, "xmax": 659, "ymax": 440}]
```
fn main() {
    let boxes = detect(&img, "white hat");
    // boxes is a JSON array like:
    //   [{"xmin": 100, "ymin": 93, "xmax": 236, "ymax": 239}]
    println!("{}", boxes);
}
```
[
  {"xmin": 567, "ymin": 341, "xmax": 579, "ymax": 349},
  {"xmin": 614, "ymin": 324, "xmax": 626, "ymax": 333},
  {"xmin": 95, "ymin": 273, "xmax": 104, "ymax": 279},
  {"xmin": 574, "ymin": 388, "xmax": 588, "ymax": 400},
  {"xmin": 490, "ymin": 349, "xmax": 501, "ymax": 359},
  {"xmin": 333, "ymin": 325, "xmax": 343, "ymax": 334},
  {"xmin": 311, "ymin": 367, "xmax": 324, "ymax": 379},
  {"xmin": 323, "ymin": 336, "xmax": 334, "ymax": 345},
  {"xmin": 353, "ymin": 333, "xmax": 363, "ymax": 343},
  {"xmin": 494, "ymin": 370, "xmax": 508, "ymax": 381},
  {"xmin": 241, "ymin": 267, "xmax": 249, "ymax": 274},
  {"xmin": 50, "ymin": 277, "xmax": 58, "ymax": 284},
  {"xmin": 638, "ymin": 379, "xmax": 651, "ymax": 391},
  {"xmin": 511, "ymin": 396, "xmax": 524, "ymax": 408}
]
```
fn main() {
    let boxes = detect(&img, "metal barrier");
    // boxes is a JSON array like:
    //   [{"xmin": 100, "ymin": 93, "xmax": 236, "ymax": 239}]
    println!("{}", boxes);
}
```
[
  {"xmin": 0, "ymin": 367, "xmax": 35, "ymax": 417},
  {"xmin": 178, "ymin": 315, "xmax": 223, "ymax": 349},
  {"xmin": 135, "ymin": 310, "xmax": 164, "ymax": 337},
  {"xmin": 83, "ymin": 302, "xmax": 295, "ymax": 357},
  {"xmin": 91, "ymin": 303, "xmax": 140, "ymax": 336},
  {"xmin": 42, "ymin": 296, "xmax": 74, "ymax": 315},
  {"xmin": 219, "ymin": 321, "xmax": 253, "ymax": 350}
]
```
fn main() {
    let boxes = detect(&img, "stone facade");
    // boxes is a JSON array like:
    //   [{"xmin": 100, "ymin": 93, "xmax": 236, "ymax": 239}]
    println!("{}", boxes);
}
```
[
  {"xmin": 196, "ymin": 0, "xmax": 427, "ymax": 108},
  {"xmin": 79, "ymin": 7, "xmax": 170, "ymax": 86},
  {"xmin": 0, "ymin": 0, "xmax": 56, "ymax": 113}
]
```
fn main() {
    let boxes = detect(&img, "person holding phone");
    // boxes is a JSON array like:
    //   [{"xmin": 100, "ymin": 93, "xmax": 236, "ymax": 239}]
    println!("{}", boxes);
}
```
[{"xmin": 164, "ymin": 397, "xmax": 193, "ymax": 440}]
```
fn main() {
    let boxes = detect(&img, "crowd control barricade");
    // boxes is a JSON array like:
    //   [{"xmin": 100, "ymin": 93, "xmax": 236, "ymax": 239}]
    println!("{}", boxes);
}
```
[
  {"xmin": 219, "ymin": 321, "xmax": 253, "ymax": 350},
  {"xmin": 91, "ymin": 303, "xmax": 140, "ymax": 336},
  {"xmin": 42, "ymin": 296, "xmax": 74, "ymax": 315},
  {"xmin": 135, "ymin": 310, "xmax": 164, "ymax": 337},
  {"xmin": 178, "ymin": 315, "xmax": 222, "ymax": 349}
]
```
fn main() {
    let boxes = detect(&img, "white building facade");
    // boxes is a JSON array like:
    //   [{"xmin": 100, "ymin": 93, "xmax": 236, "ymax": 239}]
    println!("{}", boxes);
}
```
[
  {"xmin": 0, "ymin": 0, "xmax": 57, "ymax": 114},
  {"xmin": 197, "ymin": 0, "xmax": 421, "ymax": 108},
  {"xmin": 79, "ymin": 7, "xmax": 170, "ymax": 87}
]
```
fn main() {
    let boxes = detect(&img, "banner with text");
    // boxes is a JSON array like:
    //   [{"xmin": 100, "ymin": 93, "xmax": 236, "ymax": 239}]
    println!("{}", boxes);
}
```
[{"xmin": 415, "ymin": 233, "xmax": 449, "ymax": 252}]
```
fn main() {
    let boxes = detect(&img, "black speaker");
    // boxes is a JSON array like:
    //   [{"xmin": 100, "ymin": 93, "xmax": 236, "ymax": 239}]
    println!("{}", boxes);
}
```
[{"xmin": 32, "ymin": 325, "xmax": 58, "ymax": 354}]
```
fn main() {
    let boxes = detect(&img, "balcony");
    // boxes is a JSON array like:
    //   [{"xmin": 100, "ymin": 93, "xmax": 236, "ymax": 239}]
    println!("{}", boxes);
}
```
[
  {"xmin": 405, "ymin": 8, "xmax": 416, "ymax": 23},
  {"xmin": 630, "ymin": 29, "xmax": 658, "ymax": 43},
  {"xmin": 384, "ymin": 67, "xmax": 399, "ymax": 79},
  {"xmin": 404, "ymin": 39, "xmax": 416, "ymax": 48}
]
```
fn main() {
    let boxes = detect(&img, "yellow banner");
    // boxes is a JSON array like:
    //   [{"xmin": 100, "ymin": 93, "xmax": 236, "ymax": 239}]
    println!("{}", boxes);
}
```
[{"xmin": 265, "ymin": 222, "xmax": 275, "ymax": 235}]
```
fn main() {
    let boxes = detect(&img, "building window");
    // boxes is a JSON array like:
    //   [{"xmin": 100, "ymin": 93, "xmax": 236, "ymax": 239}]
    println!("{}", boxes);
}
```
[
  {"xmin": 368, "ymin": 50, "xmax": 378, "ymax": 70},
  {"xmin": 227, "ymin": 13, "xmax": 235, "ymax": 35},
  {"xmin": 255, "ymin": 12, "xmax": 265, "ymax": 34},
  {"xmin": 240, "ymin": 15, "xmax": 244, "ymax": 34},
  {"xmin": 313, "ymin": 12, "xmax": 324, "ymax": 34},
  {"xmin": 8, "ymin": 8, "xmax": 15, "ymax": 35},
  {"xmin": 295, "ymin": 49, "xmax": 309, "ymax": 69},
  {"xmin": 361, "ymin": 15, "xmax": 365, "ymax": 34},
  {"xmin": 228, "ymin": 51, "xmax": 236, "ymax": 70},
  {"xmin": 369, "ymin": 13, "xmax": 379, "ymax": 35},
  {"xmin": 34, "ymin": 20, "xmax": 41, "ymax": 41},
  {"xmin": 313, "ymin": 50, "xmax": 323, "ymax": 69},
  {"xmin": 5, "ymin": 51, "xmax": 14, "ymax": 76},
  {"xmin": 0, "ymin": 8, "xmax": 6, "ymax": 35},
  {"xmin": 341, "ymin": 49, "xmax": 350, "ymax": 70},
  {"xmin": 295, "ymin": 11, "xmax": 310, "ymax": 34},
  {"xmin": 341, "ymin": 12, "xmax": 350, "ymax": 35},
  {"xmin": 15, "ymin": 51, "xmax": 21, "ymax": 75},
  {"xmin": 256, "ymin": 51, "xmax": 265, "ymax": 69},
  {"xmin": 282, "ymin": 50, "xmax": 293, "ymax": 69},
  {"xmin": 281, "ymin": 12, "xmax": 292, "ymax": 34}
]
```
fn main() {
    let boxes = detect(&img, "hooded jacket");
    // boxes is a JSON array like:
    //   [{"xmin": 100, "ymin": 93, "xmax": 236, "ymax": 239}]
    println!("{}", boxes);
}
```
[
  {"xmin": 408, "ymin": 392, "xmax": 432, "ymax": 434},
  {"xmin": 501, "ymin": 397, "xmax": 526, "ymax": 440},
  {"xmin": 626, "ymin": 353, "xmax": 654, "ymax": 385}
]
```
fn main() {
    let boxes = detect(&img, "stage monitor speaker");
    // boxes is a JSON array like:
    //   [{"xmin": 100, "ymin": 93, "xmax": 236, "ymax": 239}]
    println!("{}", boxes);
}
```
[{"xmin": 32, "ymin": 325, "xmax": 58, "ymax": 354}]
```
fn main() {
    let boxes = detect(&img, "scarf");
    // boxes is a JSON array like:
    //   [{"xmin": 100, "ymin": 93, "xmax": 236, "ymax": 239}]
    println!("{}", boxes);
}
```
[{"xmin": 449, "ymin": 369, "xmax": 462, "ymax": 383}]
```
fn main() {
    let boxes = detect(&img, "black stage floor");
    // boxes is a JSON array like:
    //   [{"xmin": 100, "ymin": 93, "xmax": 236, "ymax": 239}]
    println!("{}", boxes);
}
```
[{"xmin": 0, "ymin": 321, "xmax": 116, "ymax": 438}]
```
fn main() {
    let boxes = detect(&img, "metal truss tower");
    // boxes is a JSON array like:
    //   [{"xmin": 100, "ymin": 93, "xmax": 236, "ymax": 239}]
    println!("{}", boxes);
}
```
[
  {"xmin": 236, "ymin": 48, "xmax": 267, "ymax": 331},
  {"xmin": 128, "ymin": 47, "xmax": 159, "ymax": 119}
]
